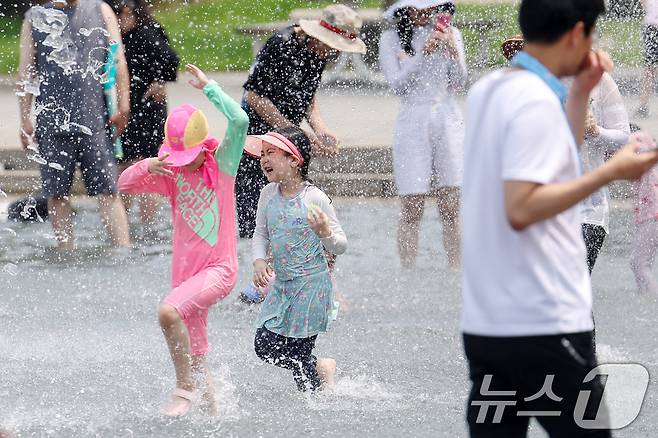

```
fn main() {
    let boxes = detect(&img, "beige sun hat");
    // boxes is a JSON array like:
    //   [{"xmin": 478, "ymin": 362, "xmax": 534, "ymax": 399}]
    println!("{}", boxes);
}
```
[
  {"xmin": 501, "ymin": 35, "xmax": 524, "ymax": 61},
  {"xmin": 298, "ymin": 4, "xmax": 367, "ymax": 54}
]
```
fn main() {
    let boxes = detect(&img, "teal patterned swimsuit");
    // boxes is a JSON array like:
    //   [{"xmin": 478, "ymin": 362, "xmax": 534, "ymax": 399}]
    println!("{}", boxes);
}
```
[{"xmin": 255, "ymin": 184, "xmax": 340, "ymax": 338}]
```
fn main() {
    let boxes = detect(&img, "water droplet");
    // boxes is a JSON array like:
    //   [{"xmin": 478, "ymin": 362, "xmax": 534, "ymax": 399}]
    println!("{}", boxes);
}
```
[
  {"xmin": 48, "ymin": 162, "xmax": 65, "ymax": 171},
  {"xmin": 2, "ymin": 263, "xmax": 18, "ymax": 276},
  {"xmin": 27, "ymin": 153, "xmax": 47, "ymax": 165}
]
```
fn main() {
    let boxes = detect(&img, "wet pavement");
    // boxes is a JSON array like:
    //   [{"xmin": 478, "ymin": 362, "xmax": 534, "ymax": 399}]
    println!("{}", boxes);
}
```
[{"xmin": 0, "ymin": 197, "xmax": 656, "ymax": 437}]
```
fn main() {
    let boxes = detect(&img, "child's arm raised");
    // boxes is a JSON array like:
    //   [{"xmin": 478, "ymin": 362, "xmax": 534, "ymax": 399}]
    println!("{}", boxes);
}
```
[
  {"xmin": 186, "ymin": 64, "xmax": 249, "ymax": 177},
  {"xmin": 118, "ymin": 155, "xmax": 173, "ymax": 196}
]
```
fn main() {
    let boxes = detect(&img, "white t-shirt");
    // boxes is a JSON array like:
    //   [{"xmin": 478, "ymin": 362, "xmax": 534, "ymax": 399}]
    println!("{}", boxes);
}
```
[
  {"xmin": 645, "ymin": 0, "xmax": 658, "ymax": 25},
  {"xmin": 460, "ymin": 69, "xmax": 593, "ymax": 337}
]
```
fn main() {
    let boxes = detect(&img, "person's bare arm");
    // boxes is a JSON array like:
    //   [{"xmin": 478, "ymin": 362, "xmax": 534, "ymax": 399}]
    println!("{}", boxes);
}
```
[
  {"xmin": 505, "ymin": 143, "xmax": 658, "ymax": 230},
  {"xmin": 101, "ymin": 2, "xmax": 129, "ymax": 136},
  {"xmin": 244, "ymin": 90, "xmax": 294, "ymax": 129},
  {"xmin": 307, "ymin": 96, "xmax": 328, "ymax": 133},
  {"xmin": 18, "ymin": 17, "xmax": 35, "ymax": 149},
  {"xmin": 306, "ymin": 96, "xmax": 338, "ymax": 155}
]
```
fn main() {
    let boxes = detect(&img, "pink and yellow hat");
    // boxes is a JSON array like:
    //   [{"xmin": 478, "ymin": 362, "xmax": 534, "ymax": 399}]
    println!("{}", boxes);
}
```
[{"xmin": 158, "ymin": 104, "xmax": 218, "ymax": 167}]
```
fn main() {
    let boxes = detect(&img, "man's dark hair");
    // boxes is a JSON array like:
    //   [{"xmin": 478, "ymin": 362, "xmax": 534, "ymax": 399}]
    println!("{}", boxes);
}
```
[{"xmin": 519, "ymin": 0, "xmax": 605, "ymax": 44}]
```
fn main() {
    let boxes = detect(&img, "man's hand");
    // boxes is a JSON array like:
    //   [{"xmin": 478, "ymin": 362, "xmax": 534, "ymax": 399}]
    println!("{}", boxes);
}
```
[
  {"xmin": 309, "ymin": 131, "xmax": 339, "ymax": 156},
  {"xmin": 186, "ymin": 63, "xmax": 210, "ymax": 90},
  {"xmin": 144, "ymin": 81, "xmax": 167, "ymax": 104},
  {"xmin": 573, "ymin": 50, "xmax": 613, "ymax": 96},
  {"xmin": 601, "ymin": 142, "xmax": 658, "ymax": 182},
  {"xmin": 20, "ymin": 120, "xmax": 35, "ymax": 150},
  {"xmin": 253, "ymin": 258, "xmax": 273, "ymax": 288},
  {"xmin": 147, "ymin": 153, "xmax": 174, "ymax": 176}
]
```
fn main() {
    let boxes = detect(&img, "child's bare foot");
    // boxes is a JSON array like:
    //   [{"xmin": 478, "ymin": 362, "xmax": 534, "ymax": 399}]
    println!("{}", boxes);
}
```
[
  {"xmin": 202, "ymin": 388, "xmax": 219, "ymax": 417},
  {"xmin": 316, "ymin": 357, "xmax": 336, "ymax": 388}
]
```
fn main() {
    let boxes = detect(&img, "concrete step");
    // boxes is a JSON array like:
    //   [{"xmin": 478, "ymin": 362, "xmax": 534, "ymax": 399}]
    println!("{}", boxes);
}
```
[
  {"xmin": 0, "ymin": 168, "xmax": 395, "ymax": 197},
  {"xmin": 311, "ymin": 147, "xmax": 392, "ymax": 174},
  {"xmin": 311, "ymin": 172, "xmax": 396, "ymax": 197},
  {"xmin": 0, "ymin": 148, "xmax": 632, "ymax": 199},
  {"xmin": 0, "ymin": 146, "xmax": 395, "ymax": 174}
]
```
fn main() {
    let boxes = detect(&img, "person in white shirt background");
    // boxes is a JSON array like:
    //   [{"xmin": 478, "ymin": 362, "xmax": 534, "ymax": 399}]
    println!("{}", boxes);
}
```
[
  {"xmin": 637, "ymin": 0, "xmax": 658, "ymax": 116},
  {"xmin": 502, "ymin": 36, "xmax": 631, "ymax": 273},
  {"xmin": 379, "ymin": 0, "xmax": 466, "ymax": 269},
  {"xmin": 461, "ymin": 0, "xmax": 658, "ymax": 436}
]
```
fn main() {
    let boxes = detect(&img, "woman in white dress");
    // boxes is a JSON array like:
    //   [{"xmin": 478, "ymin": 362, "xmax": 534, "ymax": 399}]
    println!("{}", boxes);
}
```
[{"xmin": 379, "ymin": 0, "xmax": 466, "ymax": 269}]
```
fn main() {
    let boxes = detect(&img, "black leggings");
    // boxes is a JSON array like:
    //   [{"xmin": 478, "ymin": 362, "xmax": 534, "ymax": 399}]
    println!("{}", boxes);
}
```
[
  {"xmin": 254, "ymin": 327, "xmax": 321, "ymax": 391},
  {"xmin": 582, "ymin": 223, "xmax": 606, "ymax": 353},
  {"xmin": 582, "ymin": 224, "xmax": 607, "ymax": 274},
  {"xmin": 235, "ymin": 153, "xmax": 268, "ymax": 238}
]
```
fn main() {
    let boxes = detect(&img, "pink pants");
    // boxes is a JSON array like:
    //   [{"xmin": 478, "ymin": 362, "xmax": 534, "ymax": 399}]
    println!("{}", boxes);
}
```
[{"xmin": 163, "ymin": 266, "xmax": 236, "ymax": 356}]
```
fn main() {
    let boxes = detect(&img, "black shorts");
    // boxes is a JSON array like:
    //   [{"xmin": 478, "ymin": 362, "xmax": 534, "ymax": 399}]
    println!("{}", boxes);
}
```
[
  {"xmin": 38, "ymin": 131, "xmax": 118, "ymax": 197},
  {"xmin": 464, "ymin": 332, "xmax": 611, "ymax": 438},
  {"xmin": 644, "ymin": 25, "xmax": 658, "ymax": 65}
]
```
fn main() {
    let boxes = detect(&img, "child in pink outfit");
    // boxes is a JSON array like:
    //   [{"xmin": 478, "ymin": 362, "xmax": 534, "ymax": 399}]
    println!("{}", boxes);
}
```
[
  {"xmin": 631, "ymin": 132, "xmax": 658, "ymax": 295},
  {"xmin": 118, "ymin": 64, "xmax": 248, "ymax": 417}
]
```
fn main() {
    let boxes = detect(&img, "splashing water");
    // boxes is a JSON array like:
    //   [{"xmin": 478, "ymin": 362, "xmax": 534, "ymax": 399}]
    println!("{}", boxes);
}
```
[
  {"xmin": 15, "ymin": 78, "xmax": 41, "ymax": 97},
  {"xmin": 29, "ymin": 6, "xmax": 77, "ymax": 75},
  {"xmin": 69, "ymin": 123, "xmax": 93, "ymax": 136},
  {"xmin": 79, "ymin": 27, "xmax": 110, "ymax": 38},
  {"xmin": 19, "ymin": 198, "xmax": 44, "ymax": 222},
  {"xmin": 2, "ymin": 263, "xmax": 18, "ymax": 276},
  {"xmin": 26, "ymin": 153, "xmax": 47, "ymax": 165}
]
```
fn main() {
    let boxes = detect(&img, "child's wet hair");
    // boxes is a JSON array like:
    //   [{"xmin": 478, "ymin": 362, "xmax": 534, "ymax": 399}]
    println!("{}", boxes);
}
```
[{"xmin": 273, "ymin": 126, "xmax": 313, "ymax": 181}]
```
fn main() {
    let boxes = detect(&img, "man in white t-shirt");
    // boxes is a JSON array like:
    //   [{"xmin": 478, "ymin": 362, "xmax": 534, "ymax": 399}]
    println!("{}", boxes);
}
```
[
  {"xmin": 461, "ymin": 1, "xmax": 658, "ymax": 437},
  {"xmin": 638, "ymin": 0, "xmax": 658, "ymax": 116}
]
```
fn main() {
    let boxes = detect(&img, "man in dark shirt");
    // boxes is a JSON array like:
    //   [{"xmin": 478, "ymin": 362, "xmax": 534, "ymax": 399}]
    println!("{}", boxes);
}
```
[{"xmin": 237, "ymin": 4, "xmax": 366, "ymax": 238}]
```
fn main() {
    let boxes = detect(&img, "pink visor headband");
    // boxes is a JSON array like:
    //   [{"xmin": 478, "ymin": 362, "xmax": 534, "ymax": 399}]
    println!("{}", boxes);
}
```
[
  {"xmin": 245, "ymin": 131, "xmax": 305, "ymax": 165},
  {"xmin": 267, "ymin": 132, "xmax": 304, "ymax": 165}
]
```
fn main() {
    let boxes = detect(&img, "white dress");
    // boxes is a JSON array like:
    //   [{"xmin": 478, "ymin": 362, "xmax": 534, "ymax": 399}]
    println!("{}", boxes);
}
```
[
  {"xmin": 379, "ymin": 25, "xmax": 467, "ymax": 195},
  {"xmin": 580, "ymin": 73, "xmax": 630, "ymax": 232}
]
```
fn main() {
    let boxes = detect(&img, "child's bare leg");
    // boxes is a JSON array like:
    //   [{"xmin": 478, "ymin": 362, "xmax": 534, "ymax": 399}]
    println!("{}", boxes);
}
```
[
  {"xmin": 316, "ymin": 358, "xmax": 336, "ymax": 388},
  {"xmin": 158, "ymin": 304, "xmax": 194, "ymax": 391},
  {"xmin": 192, "ymin": 355, "xmax": 218, "ymax": 416}
]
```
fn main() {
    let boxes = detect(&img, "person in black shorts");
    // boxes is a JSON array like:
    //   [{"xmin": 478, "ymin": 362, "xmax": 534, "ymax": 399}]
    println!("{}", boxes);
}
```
[
  {"xmin": 637, "ymin": 0, "xmax": 658, "ymax": 117},
  {"xmin": 18, "ymin": 0, "xmax": 131, "ymax": 250},
  {"xmin": 237, "ymin": 4, "xmax": 366, "ymax": 238}
]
